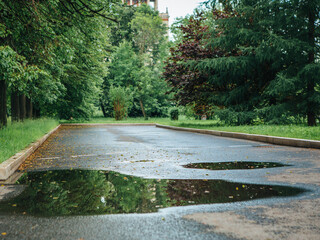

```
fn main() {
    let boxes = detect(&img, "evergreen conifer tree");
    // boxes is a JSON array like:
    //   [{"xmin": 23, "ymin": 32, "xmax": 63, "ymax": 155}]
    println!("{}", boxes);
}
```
[{"xmin": 199, "ymin": 0, "xmax": 320, "ymax": 125}]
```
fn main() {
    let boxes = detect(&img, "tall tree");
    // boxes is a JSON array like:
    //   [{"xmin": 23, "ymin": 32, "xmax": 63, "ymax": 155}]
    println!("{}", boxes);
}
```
[
  {"xmin": 0, "ymin": 45, "xmax": 25, "ymax": 127},
  {"xmin": 102, "ymin": 4, "xmax": 170, "ymax": 119},
  {"xmin": 197, "ymin": 0, "xmax": 320, "ymax": 125},
  {"xmin": 130, "ymin": 4, "xmax": 167, "ymax": 62},
  {"xmin": 102, "ymin": 39, "xmax": 170, "ymax": 118},
  {"xmin": 164, "ymin": 12, "xmax": 227, "ymax": 118},
  {"xmin": 109, "ymin": 4, "xmax": 136, "ymax": 47},
  {"xmin": 1, "ymin": 0, "xmax": 119, "ymax": 120}
]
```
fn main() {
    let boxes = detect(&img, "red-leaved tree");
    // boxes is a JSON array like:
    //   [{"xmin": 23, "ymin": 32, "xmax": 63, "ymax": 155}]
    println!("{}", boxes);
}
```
[{"xmin": 163, "ymin": 11, "xmax": 227, "ymax": 117}]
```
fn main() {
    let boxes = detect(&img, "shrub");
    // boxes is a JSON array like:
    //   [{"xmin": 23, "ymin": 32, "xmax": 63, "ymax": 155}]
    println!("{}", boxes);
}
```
[
  {"xmin": 216, "ymin": 108, "xmax": 256, "ymax": 125},
  {"xmin": 109, "ymin": 86, "xmax": 133, "ymax": 120},
  {"xmin": 170, "ymin": 108, "xmax": 179, "ymax": 120}
]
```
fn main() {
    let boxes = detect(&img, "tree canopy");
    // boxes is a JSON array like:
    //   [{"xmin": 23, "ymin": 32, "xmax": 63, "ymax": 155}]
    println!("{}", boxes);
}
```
[
  {"xmin": 1, "ymin": 0, "xmax": 319, "ymax": 126},
  {"xmin": 0, "ymin": 1, "xmax": 172, "ymax": 125},
  {"xmin": 0, "ymin": 0, "xmax": 120, "ymax": 126},
  {"xmin": 165, "ymin": 0, "xmax": 320, "ymax": 125},
  {"xmin": 100, "ymin": 4, "xmax": 171, "ymax": 119}
]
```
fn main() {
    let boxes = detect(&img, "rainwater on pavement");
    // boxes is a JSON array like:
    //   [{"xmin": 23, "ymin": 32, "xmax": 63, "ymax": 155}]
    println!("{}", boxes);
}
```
[
  {"xmin": 0, "ymin": 125, "xmax": 318, "ymax": 240},
  {"xmin": 0, "ymin": 169, "xmax": 304, "ymax": 217}
]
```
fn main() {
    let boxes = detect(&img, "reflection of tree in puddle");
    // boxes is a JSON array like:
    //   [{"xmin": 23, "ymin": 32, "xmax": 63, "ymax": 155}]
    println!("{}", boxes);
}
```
[
  {"xmin": 166, "ymin": 180, "xmax": 304, "ymax": 205},
  {"xmin": 105, "ymin": 173, "xmax": 170, "ymax": 214},
  {"xmin": 0, "ymin": 170, "xmax": 171, "ymax": 216},
  {"xmin": 11, "ymin": 170, "xmax": 117, "ymax": 216},
  {"xmin": 0, "ymin": 170, "xmax": 305, "ymax": 216},
  {"xmin": 183, "ymin": 162, "xmax": 290, "ymax": 171}
]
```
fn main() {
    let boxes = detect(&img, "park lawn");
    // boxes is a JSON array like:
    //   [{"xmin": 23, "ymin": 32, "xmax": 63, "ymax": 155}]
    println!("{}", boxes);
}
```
[
  {"xmin": 60, "ymin": 117, "xmax": 320, "ymax": 141},
  {"xmin": 167, "ymin": 122, "xmax": 320, "ymax": 141},
  {"xmin": 0, "ymin": 118, "xmax": 59, "ymax": 164}
]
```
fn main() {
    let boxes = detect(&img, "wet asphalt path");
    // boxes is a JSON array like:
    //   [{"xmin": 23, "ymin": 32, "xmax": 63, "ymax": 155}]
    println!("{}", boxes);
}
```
[
  {"xmin": 1, "ymin": 125, "xmax": 319, "ymax": 240},
  {"xmin": 19, "ymin": 125, "xmax": 314, "ymax": 183}
]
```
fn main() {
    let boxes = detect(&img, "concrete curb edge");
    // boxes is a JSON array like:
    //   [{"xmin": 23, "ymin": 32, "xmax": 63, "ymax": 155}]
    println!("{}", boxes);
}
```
[
  {"xmin": 0, "ymin": 124, "xmax": 62, "ymax": 180},
  {"xmin": 155, "ymin": 124, "xmax": 320, "ymax": 149}
]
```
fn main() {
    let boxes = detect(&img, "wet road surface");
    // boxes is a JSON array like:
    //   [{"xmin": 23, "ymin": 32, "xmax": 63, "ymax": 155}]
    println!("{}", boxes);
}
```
[{"xmin": 0, "ymin": 125, "xmax": 319, "ymax": 239}]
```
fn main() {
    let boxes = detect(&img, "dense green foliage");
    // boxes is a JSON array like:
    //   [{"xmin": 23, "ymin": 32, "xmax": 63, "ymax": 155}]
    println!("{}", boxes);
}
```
[
  {"xmin": 0, "ymin": 118, "xmax": 58, "ymax": 163},
  {"xmin": 1, "ymin": 0, "xmax": 319, "ymax": 128},
  {"xmin": 101, "ymin": 5, "xmax": 171, "ymax": 119},
  {"xmin": 169, "ymin": 108, "xmax": 179, "ymax": 120},
  {"xmin": 0, "ymin": 0, "xmax": 122, "ymax": 125},
  {"xmin": 0, "ymin": 1, "xmax": 172, "ymax": 125},
  {"xmin": 166, "ymin": 0, "xmax": 320, "ymax": 126}
]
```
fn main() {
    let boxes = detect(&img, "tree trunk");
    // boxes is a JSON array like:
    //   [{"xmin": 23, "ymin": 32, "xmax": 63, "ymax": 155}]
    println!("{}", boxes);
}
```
[
  {"xmin": 307, "ymin": 111, "xmax": 316, "ymax": 126},
  {"xmin": 33, "ymin": 105, "xmax": 36, "ymax": 118},
  {"xmin": 26, "ymin": 97, "xmax": 33, "ymax": 119},
  {"xmin": 11, "ymin": 91, "xmax": 20, "ymax": 122},
  {"xmin": 33, "ymin": 105, "xmax": 40, "ymax": 118},
  {"xmin": 307, "ymin": 7, "xmax": 316, "ymax": 126},
  {"xmin": 100, "ymin": 99, "xmax": 107, "ymax": 117},
  {"xmin": 139, "ymin": 99, "xmax": 146, "ymax": 119},
  {"xmin": 0, "ymin": 80, "xmax": 7, "ymax": 128},
  {"xmin": 19, "ymin": 94, "xmax": 26, "ymax": 121}
]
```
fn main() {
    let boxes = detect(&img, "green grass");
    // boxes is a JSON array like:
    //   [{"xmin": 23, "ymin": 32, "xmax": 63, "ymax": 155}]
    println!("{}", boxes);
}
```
[
  {"xmin": 168, "ymin": 122, "xmax": 320, "ymax": 141},
  {"xmin": 60, "ymin": 117, "xmax": 320, "ymax": 141},
  {"xmin": 0, "ymin": 118, "xmax": 59, "ymax": 164}
]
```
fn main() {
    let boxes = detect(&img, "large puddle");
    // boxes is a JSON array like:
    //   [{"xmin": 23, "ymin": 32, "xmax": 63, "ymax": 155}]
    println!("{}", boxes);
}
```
[
  {"xmin": 183, "ymin": 162, "xmax": 289, "ymax": 170},
  {"xmin": 0, "ymin": 170, "xmax": 304, "ymax": 216}
]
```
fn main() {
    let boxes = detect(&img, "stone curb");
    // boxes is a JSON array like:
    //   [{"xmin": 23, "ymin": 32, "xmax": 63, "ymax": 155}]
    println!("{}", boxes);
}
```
[
  {"xmin": 155, "ymin": 124, "xmax": 320, "ymax": 149},
  {"xmin": 61, "ymin": 123, "xmax": 156, "ymax": 126},
  {"xmin": 0, "ymin": 124, "xmax": 61, "ymax": 180}
]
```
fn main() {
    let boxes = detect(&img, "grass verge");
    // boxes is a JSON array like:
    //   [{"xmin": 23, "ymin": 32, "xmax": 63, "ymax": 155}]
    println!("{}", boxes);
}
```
[
  {"xmin": 167, "ymin": 122, "xmax": 320, "ymax": 141},
  {"xmin": 0, "ymin": 118, "xmax": 59, "ymax": 164}
]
